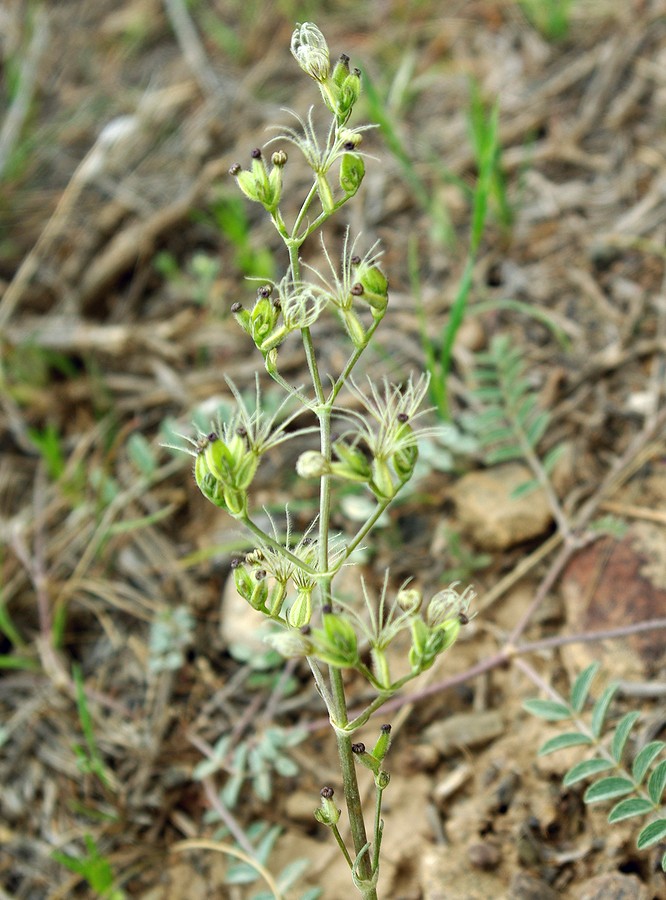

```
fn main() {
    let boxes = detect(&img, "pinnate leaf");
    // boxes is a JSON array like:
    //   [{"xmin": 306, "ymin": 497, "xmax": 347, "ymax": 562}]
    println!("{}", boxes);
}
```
[
  {"xmin": 647, "ymin": 759, "xmax": 666, "ymax": 805},
  {"xmin": 636, "ymin": 818, "xmax": 666, "ymax": 851},
  {"xmin": 522, "ymin": 698, "xmax": 571, "ymax": 721},
  {"xmin": 611, "ymin": 711, "xmax": 640, "ymax": 763},
  {"xmin": 570, "ymin": 662, "xmax": 599, "ymax": 713},
  {"xmin": 591, "ymin": 682, "xmax": 618, "ymax": 738},
  {"xmin": 563, "ymin": 757, "xmax": 613, "ymax": 787},
  {"xmin": 584, "ymin": 776, "xmax": 634, "ymax": 804},
  {"xmin": 632, "ymin": 741, "xmax": 665, "ymax": 784},
  {"xmin": 538, "ymin": 732, "xmax": 592, "ymax": 756},
  {"xmin": 608, "ymin": 798, "xmax": 654, "ymax": 824}
]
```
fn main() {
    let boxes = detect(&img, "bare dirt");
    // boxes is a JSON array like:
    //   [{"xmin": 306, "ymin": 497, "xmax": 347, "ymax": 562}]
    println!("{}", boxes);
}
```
[{"xmin": 1, "ymin": 2, "xmax": 666, "ymax": 899}]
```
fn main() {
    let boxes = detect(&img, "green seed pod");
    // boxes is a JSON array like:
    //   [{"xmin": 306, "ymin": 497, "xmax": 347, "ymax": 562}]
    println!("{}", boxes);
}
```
[
  {"xmin": 232, "ymin": 559, "xmax": 254, "ymax": 602},
  {"xmin": 316, "ymin": 173, "xmax": 335, "ymax": 213},
  {"xmin": 196, "ymin": 470, "xmax": 227, "ymax": 508},
  {"xmin": 230, "ymin": 302, "xmax": 252, "ymax": 334},
  {"xmin": 204, "ymin": 434, "xmax": 233, "ymax": 483},
  {"xmin": 250, "ymin": 295, "xmax": 280, "ymax": 345},
  {"xmin": 248, "ymin": 569, "xmax": 268, "ymax": 613},
  {"xmin": 267, "ymin": 580, "xmax": 288, "ymax": 617},
  {"xmin": 331, "ymin": 440, "xmax": 372, "ymax": 483},
  {"xmin": 339, "ymin": 152, "xmax": 365, "ymax": 197},
  {"xmin": 351, "ymin": 742, "xmax": 380, "ymax": 775},
  {"xmin": 222, "ymin": 486, "xmax": 247, "ymax": 518},
  {"xmin": 392, "ymin": 441, "xmax": 418, "ymax": 481},
  {"xmin": 370, "ymin": 456, "xmax": 396, "ymax": 499},
  {"xmin": 314, "ymin": 786, "xmax": 340, "ymax": 827},
  {"xmin": 337, "ymin": 69, "xmax": 361, "ymax": 122},
  {"xmin": 287, "ymin": 588, "xmax": 312, "ymax": 628},
  {"xmin": 372, "ymin": 724, "xmax": 392, "ymax": 762},
  {"xmin": 341, "ymin": 308, "xmax": 367, "ymax": 348},
  {"xmin": 233, "ymin": 168, "xmax": 262, "ymax": 204},
  {"xmin": 375, "ymin": 770, "xmax": 390, "ymax": 790},
  {"xmin": 332, "ymin": 53, "xmax": 350, "ymax": 88},
  {"xmin": 311, "ymin": 609, "xmax": 360, "ymax": 668},
  {"xmin": 235, "ymin": 451, "xmax": 259, "ymax": 492}
]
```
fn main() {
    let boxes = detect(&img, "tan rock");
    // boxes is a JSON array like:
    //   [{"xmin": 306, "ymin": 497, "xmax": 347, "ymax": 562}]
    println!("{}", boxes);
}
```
[{"xmin": 451, "ymin": 463, "xmax": 553, "ymax": 550}]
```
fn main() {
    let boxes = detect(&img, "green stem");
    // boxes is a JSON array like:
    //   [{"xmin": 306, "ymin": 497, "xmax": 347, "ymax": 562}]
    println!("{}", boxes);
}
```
[
  {"xmin": 329, "ymin": 315, "xmax": 383, "ymax": 404},
  {"xmin": 343, "ymin": 497, "xmax": 393, "ymax": 561},
  {"xmin": 330, "ymin": 667, "xmax": 377, "ymax": 898},
  {"xmin": 240, "ymin": 515, "xmax": 317, "ymax": 575},
  {"xmin": 372, "ymin": 782, "xmax": 386, "ymax": 873}
]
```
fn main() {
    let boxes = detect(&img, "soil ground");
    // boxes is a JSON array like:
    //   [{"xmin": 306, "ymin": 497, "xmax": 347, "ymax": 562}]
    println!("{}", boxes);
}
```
[{"xmin": 1, "ymin": 2, "xmax": 666, "ymax": 899}]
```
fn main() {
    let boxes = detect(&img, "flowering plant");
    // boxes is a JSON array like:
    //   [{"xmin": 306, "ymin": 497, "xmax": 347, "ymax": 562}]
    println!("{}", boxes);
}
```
[{"xmin": 182, "ymin": 24, "xmax": 476, "ymax": 899}]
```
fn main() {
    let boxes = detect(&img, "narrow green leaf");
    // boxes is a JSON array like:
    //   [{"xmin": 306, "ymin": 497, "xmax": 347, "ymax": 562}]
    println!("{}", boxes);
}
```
[
  {"xmin": 525, "ymin": 410, "xmax": 550, "ymax": 448},
  {"xmin": 632, "ymin": 741, "xmax": 666, "ymax": 784},
  {"xmin": 474, "ymin": 386, "xmax": 504, "ymax": 403},
  {"xmin": 608, "ymin": 798, "xmax": 654, "ymax": 823},
  {"xmin": 522, "ymin": 698, "xmax": 571, "ymax": 721},
  {"xmin": 478, "ymin": 425, "xmax": 515, "ymax": 444},
  {"xmin": 591, "ymin": 682, "xmax": 619, "ymax": 738},
  {"xmin": 570, "ymin": 663, "xmax": 600, "ymax": 712},
  {"xmin": 611, "ymin": 711, "xmax": 640, "ymax": 763},
  {"xmin": 516, "ymin": 394, "xmax": 538, "ymax": 425},
  {"xmin": 542, "ymin": 443, "xmax": 566, "ymax": 474},
  {"xmin": 647, "ymin": 759, "xmax": 666, "ymax": 805},
  {"xmin": 584, "ymin": 776, "xmax": 634, "ymax": 804},
  {"xmin": 486, "ymin": 444, "xmax": 523, "ymax": 464},
  {"xmin": 563, "ymin": 758, "xmax": 613, "ymax": 787},
  {"xmin": 538, "ymin": 732, "xmax": 592, "ymax": 756},
  {"xmin": 636, "ymin": 818, "xmax": 666, "ymax": 850},
  {"xmin": 510, "ymin": 478, "xmax": 540, "ymax": 499}
]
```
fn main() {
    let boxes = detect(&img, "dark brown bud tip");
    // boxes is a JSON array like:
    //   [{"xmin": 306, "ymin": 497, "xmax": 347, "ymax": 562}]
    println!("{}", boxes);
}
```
[
  {"xmin": 351, "ymin": 283, "xmax": 364, "ymax": 296},
  {"xmin": 255, "ymin": 569, "xmax": 267, "ymax": 580},
  {"xmin": 231, "ymin": 302, "xmax": 242, "ymax": 313},
  {"xmin": 339, "ymin": 53, "xmax": 350, "ymax": 63},
  {"xmin": 343, "ymin": 141, "xmax": 355, "ymax": 150},
  {"xmin": 207, "ymin": 431, "xmax": 218, "ymax": 442},
  {"xmin": 380, "ymin": 723, "xmax": 391, "ymax": 734},
  {"xmin": 229, "ymin": 163, "xmax": 242, "ymax": 175},
  {"xmin": 258, "ymin": 284, "xmax": 272, "ymax": 298},
  {"xmin": 459, "ymin": 612, "xmax": 470, "ymax": 625},
  {"xmin": 230, "ymin": 557, "xmax": 242, "ymax": 569},
  {"xmin": 397, "ymin": 412, "xmax": 409, "ymax": 423},
  {"xmin": 351, "ymin": 742, "xmax": 366, "ymax": 754},
  {"xmin": 352, "ymin": 67, "xmax": 361, "ymax": 76},
  {"xmin": 320, "ymin": 786, "xmax": 334, "ymax": 799},
  {"xmin": 322, "ymin": 604, "xmax": 333, "ymax": 615},
  {"xmin": 251, "ymin": 147, "xmax": 262, "ymax": 158},
  {"xmin": 350, "ymin": 255, "xmax": 361, "ymax": 265}
]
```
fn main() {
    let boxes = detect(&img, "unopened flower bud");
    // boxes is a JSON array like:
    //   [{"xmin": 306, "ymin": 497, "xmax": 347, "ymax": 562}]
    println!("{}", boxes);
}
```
[
  {"xmin": 396, "ymin": 588, "xmax": 422, "ymax": 613},
  {"xmin": 264, "ymin": 628, "xmax": 313, "ymax": 658},
  {"xmin": 291, "ymin": 22, "xmax": 330, "ymax": 83},
  {"xmin": 340, "ymin": 129, "xmax": 362, "ymax": 147},
  {"xmin": 271, "ymin": 149, "xmax": 288, "ymax": 167},
  {"xmin": 296, "ymin": 450, "xmax": 330, "ymax": 478},
  {"xmin": 339, "ymin": 152, "xmax": 365, "ymax": 197}
]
